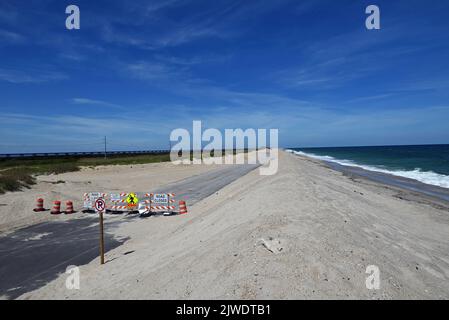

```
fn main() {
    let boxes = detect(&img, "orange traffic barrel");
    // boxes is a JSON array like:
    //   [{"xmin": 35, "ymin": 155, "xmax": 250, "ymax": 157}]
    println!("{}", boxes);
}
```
[
  {"xmin": 51, "ymin": 201, "xmax": 61, "ymax": 215},
  {"xmin": 179, "ymin": 200, "xmax": 188, "ymax": 215},
  {"xmin": 33, "ymin": 198, "xmax": 45, "ymax": 212},
  {"xmin": 65, "ymin": 201, "xmax": 75, "ymax": 214}
]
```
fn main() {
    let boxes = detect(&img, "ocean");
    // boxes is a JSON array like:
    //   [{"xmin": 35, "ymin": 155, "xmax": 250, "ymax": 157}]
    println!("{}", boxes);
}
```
[{"xmin": 289, "ymin": 145, "xmax": 449, "ymax": 190}]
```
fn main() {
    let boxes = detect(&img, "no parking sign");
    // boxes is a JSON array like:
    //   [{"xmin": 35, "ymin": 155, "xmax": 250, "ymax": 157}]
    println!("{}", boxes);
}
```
[{"xmin": 95, "ymin": 198, "xmax": 106, "ymax": 213}]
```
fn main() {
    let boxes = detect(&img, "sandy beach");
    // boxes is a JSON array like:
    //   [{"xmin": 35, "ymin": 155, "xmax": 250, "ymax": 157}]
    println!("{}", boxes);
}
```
[{"xmin": 13, "ymin": 150, "xmax": 449, "ymax": 300}]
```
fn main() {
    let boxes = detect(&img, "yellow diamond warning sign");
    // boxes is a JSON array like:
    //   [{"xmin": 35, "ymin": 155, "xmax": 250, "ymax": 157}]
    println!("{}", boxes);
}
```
[{"xmin": 126, "ymin": 193, "xmax": 138, "ymax": 206}]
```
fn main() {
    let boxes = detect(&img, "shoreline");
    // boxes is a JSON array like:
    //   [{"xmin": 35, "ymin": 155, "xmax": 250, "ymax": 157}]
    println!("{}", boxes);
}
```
[{"xmin": 287, "ymin": 150, "xmax": 449, "ymax": 206}]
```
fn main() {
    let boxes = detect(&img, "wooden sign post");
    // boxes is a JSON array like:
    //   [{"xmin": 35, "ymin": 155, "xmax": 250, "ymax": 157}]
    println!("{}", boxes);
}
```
[{"xmin": 95, "ymin": 198, "xmax": 106, "ymax": 265}]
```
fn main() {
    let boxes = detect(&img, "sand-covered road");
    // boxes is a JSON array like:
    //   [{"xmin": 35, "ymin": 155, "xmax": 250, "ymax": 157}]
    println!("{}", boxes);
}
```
[
  {"xmin": 0, "ymin": 161, "xmax": 223, "ymax": 233},
  {"xmin": 0, "ymin": 163, "xmax": 258, "ymax": 299}
]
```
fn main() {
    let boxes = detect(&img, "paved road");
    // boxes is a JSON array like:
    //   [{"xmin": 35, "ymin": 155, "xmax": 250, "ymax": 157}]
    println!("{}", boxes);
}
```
[
  {"xmin": 155, "ymin": 164, "xmax": 259, "ymax": 203},
  {"xmin": 0, "ymin": 164, "xmax": 258, "ymax": 299}
]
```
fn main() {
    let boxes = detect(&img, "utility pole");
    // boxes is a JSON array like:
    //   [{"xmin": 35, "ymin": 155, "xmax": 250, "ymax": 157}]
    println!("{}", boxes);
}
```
[{"xmin": 104, "ymin": 136, "xmax": 107, "ymax": 159}]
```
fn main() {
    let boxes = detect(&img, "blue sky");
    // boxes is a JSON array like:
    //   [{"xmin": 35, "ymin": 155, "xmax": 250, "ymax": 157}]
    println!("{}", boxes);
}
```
[{"xmin": 0, "ymin": 0, "xmax": 449, "ymax": 152}]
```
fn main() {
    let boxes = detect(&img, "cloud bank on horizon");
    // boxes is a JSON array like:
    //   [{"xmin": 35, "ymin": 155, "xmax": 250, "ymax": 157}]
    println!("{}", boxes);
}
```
[{"xmin": 0, "ymin": 0, "xmax": 448, "ymax": 152}]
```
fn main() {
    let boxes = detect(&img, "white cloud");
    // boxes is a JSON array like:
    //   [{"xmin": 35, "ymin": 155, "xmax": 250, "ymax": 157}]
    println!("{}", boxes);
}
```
[
  {"xmin": 0, "ymin": 29, "xmax": 25, "ymax": 44},
  {"xmin": 2, "ymin": 103, "xmax": 449, "ymax": 152},
  {"xmin": 71, "ymin": 98, "xmax": 125, "ymax": 110},
  {"xmin": 123, "ymin": 60, "xmax": 196, "ymax": 84},
  {"xmin": 0, "ymin": 69, "xmax": 67, "ymax": 84}
]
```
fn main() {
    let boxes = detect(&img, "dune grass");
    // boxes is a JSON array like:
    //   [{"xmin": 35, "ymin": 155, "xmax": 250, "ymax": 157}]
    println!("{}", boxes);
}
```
[{"xmin": 0, "ymin": 153, "xmax": 170, "ymax": 194}]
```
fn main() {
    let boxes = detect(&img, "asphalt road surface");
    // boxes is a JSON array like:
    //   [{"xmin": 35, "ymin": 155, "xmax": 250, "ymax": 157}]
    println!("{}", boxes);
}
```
[{"xmin": 0, "ymin": 164, "xmax": 258, "ymax": 299}]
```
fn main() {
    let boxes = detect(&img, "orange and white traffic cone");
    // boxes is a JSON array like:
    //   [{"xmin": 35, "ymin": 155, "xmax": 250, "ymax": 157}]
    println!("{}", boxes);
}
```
[
  {"xmin": 179, "ymin": 200, "xmax": 188, "ymax": 215},
  {"xmin": 33, "ymin": 198, "xmax": 45, "ymax": 212},
  {"xmin": 65, "ymin": 201, "xmax": 75, "ymax": 214},
  {"xmin": 51, "ymin": 201, "xmax": 61, "ymax": 215}
]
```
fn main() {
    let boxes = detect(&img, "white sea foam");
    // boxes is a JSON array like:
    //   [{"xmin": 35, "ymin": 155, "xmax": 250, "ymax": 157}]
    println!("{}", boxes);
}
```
[{"xmin": 286, "ymin": 149, "xmax": 449, "ymax": 189}]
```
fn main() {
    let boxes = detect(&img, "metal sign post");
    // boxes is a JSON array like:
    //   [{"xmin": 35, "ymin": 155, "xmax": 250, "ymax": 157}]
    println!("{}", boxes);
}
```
[{"xmin": 95, "ymin": 198, "xmax": 106, "ymax": 265}]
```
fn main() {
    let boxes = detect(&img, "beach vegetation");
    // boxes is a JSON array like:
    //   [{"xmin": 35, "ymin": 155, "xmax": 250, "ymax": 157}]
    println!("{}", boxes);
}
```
[{"xmin": 0, "ymin": 153, "xmax": 171, "ymax": 194}]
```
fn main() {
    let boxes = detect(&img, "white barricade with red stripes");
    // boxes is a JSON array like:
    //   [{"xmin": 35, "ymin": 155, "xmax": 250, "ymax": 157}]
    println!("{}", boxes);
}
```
[
  {"xmin": 109, "ymin": 192, "xmax": 136, "ymax": 212},
  {"xmin": 83, "ymin": 192, "xmax": 176, "ymax": 215},
  {"xmin": 83, "ymin": 192, "xmax": 107, "ymax": 211},
  {"xmin": 138, "ymin": 193, "xmax": 176, "ymax": 215}
]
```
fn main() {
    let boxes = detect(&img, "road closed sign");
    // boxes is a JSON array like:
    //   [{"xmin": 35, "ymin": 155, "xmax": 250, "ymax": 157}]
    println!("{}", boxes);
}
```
[
  {"xmin": 153, "ymin": 194, "xmax": 169, "ymax": 205},
  {"xmin": 84, "ymin": 192, "xmax": 106, "ymax": 210}
]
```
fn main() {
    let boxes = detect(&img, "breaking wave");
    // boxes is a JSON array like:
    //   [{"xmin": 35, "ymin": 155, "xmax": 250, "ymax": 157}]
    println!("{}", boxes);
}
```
[{"xmin": 286, "ymin": 149, "xmax": 449, "ymax": 189}]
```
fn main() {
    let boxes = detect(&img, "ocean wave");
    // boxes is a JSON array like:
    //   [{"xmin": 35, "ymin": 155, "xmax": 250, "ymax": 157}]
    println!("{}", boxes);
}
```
[{"xmin": 286, "ymin": 149, "xmax": 449, "ymax": 189}]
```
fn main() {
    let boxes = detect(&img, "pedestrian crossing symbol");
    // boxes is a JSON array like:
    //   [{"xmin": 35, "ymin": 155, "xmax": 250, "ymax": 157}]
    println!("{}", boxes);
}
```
[{"xmin": 126, "ymin": 193, "xmax": 138, "ymax": 207}]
